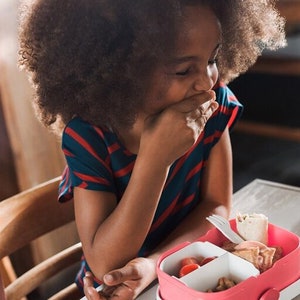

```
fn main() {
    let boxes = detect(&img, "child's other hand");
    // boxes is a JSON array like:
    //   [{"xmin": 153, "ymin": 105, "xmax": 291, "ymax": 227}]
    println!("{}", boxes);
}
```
[
  {"xmin": 141, "ymin": 90, "xmax": 218, "ymax": 166},
  {"xmin": 83, "ymin": 257, "xmax": 156, "ymax": 300}
]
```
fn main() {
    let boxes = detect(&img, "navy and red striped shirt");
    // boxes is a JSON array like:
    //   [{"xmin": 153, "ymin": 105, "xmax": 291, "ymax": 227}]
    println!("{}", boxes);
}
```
[{"xmin": 59, "ymin": 83, "xmax": 243, "ymax": 289}]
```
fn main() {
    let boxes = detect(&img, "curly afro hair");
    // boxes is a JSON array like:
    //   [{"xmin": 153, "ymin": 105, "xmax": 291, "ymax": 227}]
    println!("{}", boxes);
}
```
[{"xmin": 19, "ymin": 0, "xmax": 286, "ymax": 132}]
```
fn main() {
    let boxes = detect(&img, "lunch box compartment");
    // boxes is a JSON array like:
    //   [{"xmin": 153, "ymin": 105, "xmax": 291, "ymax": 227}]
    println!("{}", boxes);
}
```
[
  {"xmin": 180, "ymin": 252, "xmax": 260, "ymax": 292},
  {"xmin": 160, "ymin": 241, "xmax": 226, "ymax": 276}
]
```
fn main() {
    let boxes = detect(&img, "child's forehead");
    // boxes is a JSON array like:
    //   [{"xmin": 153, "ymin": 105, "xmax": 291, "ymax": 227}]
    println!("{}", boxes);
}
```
[
  {"xmin": 173, "ymin": 6, "xmax": 221, "ymax": 44},
  {"xmin": 157, "ymin": 4, "xmax": 220, "ymax": 38}
]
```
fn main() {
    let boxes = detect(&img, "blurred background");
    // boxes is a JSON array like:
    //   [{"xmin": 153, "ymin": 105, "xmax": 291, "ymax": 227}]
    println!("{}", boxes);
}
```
[{"xmin": 0, "ymin": 0, "xmax": 300, "ymax": 298}]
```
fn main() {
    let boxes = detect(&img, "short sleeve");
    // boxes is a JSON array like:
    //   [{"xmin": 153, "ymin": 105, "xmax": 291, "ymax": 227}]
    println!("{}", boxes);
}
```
[
  {"xmin": 215, "ymin": 82, "xmax": 243, "ymax": 131},
  {"xmin": 58, "ymin": 117, "xmax": 115, "ymax": 202},
  {"xmin": 201, "ymin": 82, "xmax": 243, "ymax": 149}
]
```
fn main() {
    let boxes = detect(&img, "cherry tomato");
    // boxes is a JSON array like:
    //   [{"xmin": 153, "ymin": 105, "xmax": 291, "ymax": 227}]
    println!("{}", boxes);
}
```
[
  {"xmin": 179, "ymin": 263, "xmax": 200, "ymax": 277},
  {"xmin": 200, "ymin": 256, "xmax": 217, "ymax": 266},
  {"xmin": 180, "ymin": 257, "xmax": 200, "ymax": 267}
]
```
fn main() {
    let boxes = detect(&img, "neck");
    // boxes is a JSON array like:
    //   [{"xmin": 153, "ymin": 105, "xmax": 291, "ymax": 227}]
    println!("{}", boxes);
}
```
[{"xmin": 117, "ymin": 114, "xmax": 145, "ymax": 154}]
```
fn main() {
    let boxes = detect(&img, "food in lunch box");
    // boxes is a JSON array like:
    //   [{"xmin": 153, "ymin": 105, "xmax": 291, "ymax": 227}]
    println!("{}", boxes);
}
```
[
  {"xmin": 180, "ymin": 257, "xmax": 200, "ymax": 267},
  {"xmin": 207, "ymin": 277, "xmax": 236, "ymax": 292},
  {"xmin": 223, "ymin": 240, "xmax": 282, "ymax": 272},
  {"xmin": 179, "ymin": 263, "xmax": 200, "ymax": 277},
  {"xmin": 178, "ymin": 256, "xmax": 217, "ymax": 277},
  {"xmin": 232, "ymin": 212, "xmax": 284, "ymax": 272},
  {"xmin": 199, "ymin": 256, "xmax": 217, "ymax": 266},
  {"xmin": 236, "ymin": 213, "xmax": 268, "ymax": 244}
]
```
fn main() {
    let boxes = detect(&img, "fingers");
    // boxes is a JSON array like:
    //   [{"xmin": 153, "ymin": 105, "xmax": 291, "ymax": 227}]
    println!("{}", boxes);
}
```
[
  {"xmin": 185, "ymin": 97, "xmax": 219, "ymax": 141},
  {"xmin": 107, "ymin": 284, "xmax": 135, "ymax": 300},
  {"xmin": 103, "ymin": 265, "xmax": 137, "ymax": 286},
  {"xmin": 195, "ymin": 102, "xmax": 218, "ymax": 128},
  {"xmin": 186, "ymin": 99, "xmax": 218, "ymax": 121},
  {"xmin": 83, "ymin": 272, "xmax": 103, "ymax": 300},
  {"xmin": 101, "ymin": 269, "xmax": 135, "ymax": 300},
  {"xmin": 173, "ymin": 90, "xmax": 216, "ymax": 114}
]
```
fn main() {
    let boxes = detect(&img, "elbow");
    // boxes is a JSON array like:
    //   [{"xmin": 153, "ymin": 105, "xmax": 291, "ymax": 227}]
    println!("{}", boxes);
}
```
[
  {"xmin": 82, "ymin": 245, "xmax": 137, "ymax": 281},
  {"xmin": 84, "ymin": 254, "xmax": 113, "ymax": 281}
]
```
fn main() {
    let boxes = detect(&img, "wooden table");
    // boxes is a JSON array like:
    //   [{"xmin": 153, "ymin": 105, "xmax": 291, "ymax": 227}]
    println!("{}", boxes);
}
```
[{"xmin": 138, "ymin": 179, "xmax": 300, "ymax": 299}]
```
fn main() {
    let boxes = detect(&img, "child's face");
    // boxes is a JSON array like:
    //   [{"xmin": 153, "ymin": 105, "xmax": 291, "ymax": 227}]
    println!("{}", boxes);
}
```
[{"xmin": 143, "ymin": 5, "xmax": 221, "ymax": 116}]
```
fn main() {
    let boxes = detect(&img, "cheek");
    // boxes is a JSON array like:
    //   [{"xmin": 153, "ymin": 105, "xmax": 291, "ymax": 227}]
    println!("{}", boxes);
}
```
[
  {"xmin": 143, "ymin": 85, "xmax": 170, "ymax": 113},
  {"xmin": 146, "ymin": 92, "xmax": 179, "ymax": 113},
  {"xmin": 144, "ymin": 79, "xmax": 184, "ymax": 113},
  {"xmin": 165, "ymin": 84, "xmax": 186, "ymax": 103}
]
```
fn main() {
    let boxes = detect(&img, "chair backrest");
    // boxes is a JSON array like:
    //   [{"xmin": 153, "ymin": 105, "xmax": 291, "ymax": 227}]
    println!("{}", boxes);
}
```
[{"xmin": 0, "ymin": 177, "xmax": 83, "ymax": 300}]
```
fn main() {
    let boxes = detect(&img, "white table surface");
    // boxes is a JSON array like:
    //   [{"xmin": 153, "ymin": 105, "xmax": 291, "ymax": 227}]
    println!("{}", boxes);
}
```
[{"xmin": 137, "ymin": 179, "xmax": 300, "ymax": 300}]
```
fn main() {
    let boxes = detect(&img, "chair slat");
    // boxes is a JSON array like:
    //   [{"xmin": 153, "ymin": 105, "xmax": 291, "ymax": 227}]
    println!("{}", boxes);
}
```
[
  {"xmin": 5, "ymin": 243, "xmax": 82, "ymax": 300},
  {"xmin": 0, "ymin": 178, "xmax": 82, "ymax": 300}
]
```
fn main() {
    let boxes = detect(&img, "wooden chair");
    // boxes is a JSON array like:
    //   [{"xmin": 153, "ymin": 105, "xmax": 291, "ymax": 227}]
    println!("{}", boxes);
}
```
[{"xmin": 0, "ymin": 177, "xmax": 83, "ymax": 300}]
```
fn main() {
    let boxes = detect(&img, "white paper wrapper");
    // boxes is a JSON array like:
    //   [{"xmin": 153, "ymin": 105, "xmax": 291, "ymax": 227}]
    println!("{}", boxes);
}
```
[{"xmin": 236, "ymin": 213, "xmax": 268, "ymax": 244}]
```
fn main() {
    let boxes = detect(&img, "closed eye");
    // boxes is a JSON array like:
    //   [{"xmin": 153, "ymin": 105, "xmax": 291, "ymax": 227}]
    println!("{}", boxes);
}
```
[{"xmin": 175, "ymin": 68, "xmax": 190, "ymax": 76}]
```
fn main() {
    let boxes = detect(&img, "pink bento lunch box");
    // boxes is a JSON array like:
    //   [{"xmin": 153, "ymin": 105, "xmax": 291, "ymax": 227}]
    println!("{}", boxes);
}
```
[{"xmin": 156, "ymin": 220, "xmax": 300, "ymax": 300}]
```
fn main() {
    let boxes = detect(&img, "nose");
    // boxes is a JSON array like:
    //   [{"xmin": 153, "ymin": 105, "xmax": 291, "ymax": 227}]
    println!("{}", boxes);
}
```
[{"xmin": 193, "ymin": 68, "xmax": 216, "ymax": 92}]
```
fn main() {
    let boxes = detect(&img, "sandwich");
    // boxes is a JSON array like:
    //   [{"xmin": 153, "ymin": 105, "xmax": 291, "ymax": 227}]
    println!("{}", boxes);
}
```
[{"xmin": 236, "ymin": 213, "xmax": 268, "ymax": 245}]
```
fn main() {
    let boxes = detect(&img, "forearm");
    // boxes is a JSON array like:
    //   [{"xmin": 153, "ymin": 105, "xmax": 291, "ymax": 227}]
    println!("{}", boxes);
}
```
[
  {"xmin": 148, "ymin": 128, "xmax": 233, "ymax": 263},
  {"xmin": 148, "ymin": 198, "xmax": 231, "ymax": 263},
  {"xmin": 84, "ymin": 154, "xmax": 170, "ymax": 278}
]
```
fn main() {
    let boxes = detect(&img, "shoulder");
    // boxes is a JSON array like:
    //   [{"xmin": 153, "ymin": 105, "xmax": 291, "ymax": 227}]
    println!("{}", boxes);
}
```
[
  {"xmin": 214, "ymin": 82, "xmax": 243, "ymax": 117},
  {"xmin": 64, "ymin": 116, "xmax": 100, "ymax": 135},
  {"xmin": 63, "ymin": 116, "xmax": 107, "ymax": 145},
  {"xmin": 209, "ymin": 82, "xmax": 243, "ymax": 131},
  {"xmin": 213, "ymin": 82, "xmax": 240, "ymax": 107},
  {"xmin": 61, "ymin": 117, "xmax": 113, "ymax": 160}
]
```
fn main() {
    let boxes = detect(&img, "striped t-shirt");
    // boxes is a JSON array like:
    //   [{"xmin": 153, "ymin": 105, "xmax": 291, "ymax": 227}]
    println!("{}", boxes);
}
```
[{"xmin": 58, "ymin": 82, "xmax": 243, "ymax": 289}]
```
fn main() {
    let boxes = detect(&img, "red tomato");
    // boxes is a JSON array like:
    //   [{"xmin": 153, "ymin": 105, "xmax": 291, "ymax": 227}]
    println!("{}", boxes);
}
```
[
  {"xmin": 200, "ymin": 256, "xmax": 217, "ymax": 266},
  {"xmin": 180, "ymin": 257, "xmax": 200, "ymax": 267},
  {"xmin": 179, "ymin": 263, "xmax": 200, "ymax": 277}
]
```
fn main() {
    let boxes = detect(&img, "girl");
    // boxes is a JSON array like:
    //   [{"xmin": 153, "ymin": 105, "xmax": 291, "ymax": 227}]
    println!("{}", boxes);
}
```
[{"xmin": 19, "ymin": 0, "xmax": 286, "ymax": 299}]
